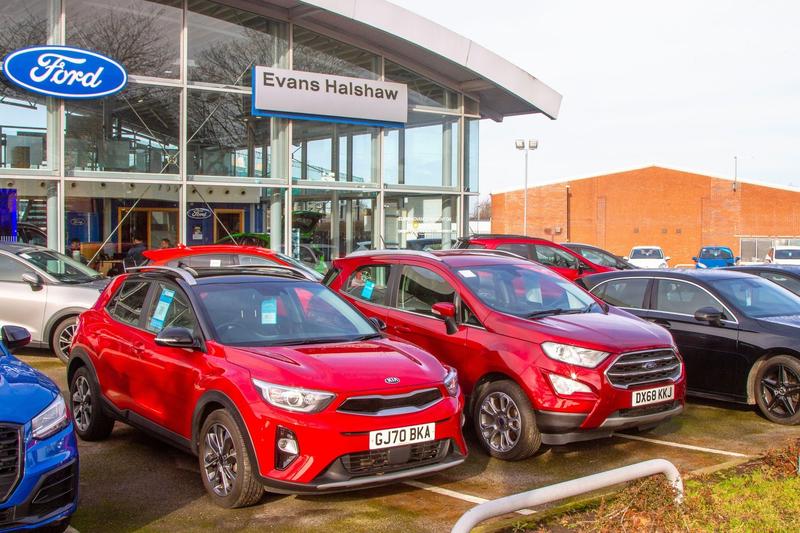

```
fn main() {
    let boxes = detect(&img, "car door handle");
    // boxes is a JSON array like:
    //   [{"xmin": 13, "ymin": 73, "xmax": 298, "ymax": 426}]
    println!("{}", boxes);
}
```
[
  {"xmin": 395, "ymin": 325, "xmax": 412, "ymax": 333},
  {"xmin": 131, "ymin": 342, "xmax": 146, "ymax": 356}
]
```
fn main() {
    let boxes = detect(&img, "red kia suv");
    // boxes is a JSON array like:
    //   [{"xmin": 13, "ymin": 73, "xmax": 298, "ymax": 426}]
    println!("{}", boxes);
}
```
[
  {"xmin": 456, "ymin": 235, "xmax": 615, "ymax": 281},
  {"xmin": 143, "ymin": 244, "xmax": 323, "ymax": 280},
  {"xmin": 66, "ymin": 265, "xmax": 465, "ymax": 507},
  {"xmin": 327, "ymin": 250, "xmax": 685, "ymax": 460}
]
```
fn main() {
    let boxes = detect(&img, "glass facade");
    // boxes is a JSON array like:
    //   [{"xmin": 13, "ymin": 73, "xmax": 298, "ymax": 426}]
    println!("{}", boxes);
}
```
[{"xmin": 0, "ymin": 0, "xmax": 479, "ymax": 263}]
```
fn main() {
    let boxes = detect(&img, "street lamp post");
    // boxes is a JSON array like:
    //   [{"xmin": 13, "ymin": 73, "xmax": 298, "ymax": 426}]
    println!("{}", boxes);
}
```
[{"xmin": 515, "ymin": 139, "xmax": 538, "ymax": 236}]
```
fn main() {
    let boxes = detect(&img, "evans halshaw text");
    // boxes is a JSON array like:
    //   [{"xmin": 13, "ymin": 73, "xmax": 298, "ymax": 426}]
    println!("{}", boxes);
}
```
[{"xmin": 262, "ymin": 71, "xmax": 400, "ymax": 100}]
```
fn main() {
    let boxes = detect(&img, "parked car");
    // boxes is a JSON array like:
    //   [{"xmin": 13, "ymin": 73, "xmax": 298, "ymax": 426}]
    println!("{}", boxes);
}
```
[
  {"xmin": 581, "ymin": 269, "xmax": 800, "ymax": 424},
  {"xmin": 143, "ymin": 244, "xmax": 322, "ymax": 280},
  {"xmin": 693, "ymin": 246, "xmax": 738, "ymax": 269},
  {"xmin": 0, "ymin": 243, "xmax": 108, "ymax": 364},
  {"xmin": 0, "ymin": 325, "xmax": 79, "ymax": 532},
  {"xmin": 563, "ymin": 243, "xmax": 637, "ymax": 270},
  {"xmin": 327, "ymin": 250, "xmax": 685, "ymax": 460},
  {"xmin": 727, "ymin": 265, "xmax": 800, "ymax": 296},
  {"xmin": 625, "ymin": 246, "xmax": 669, "ymax": 269},
  {"xmin": 765, "ymin": 246, "xmax": 800, "ymax": 265},
  {"xmin": 456, "ymin": 235, "xmax": 616, "ymax": 281},
  {"xmin": 67, "ymin": 266, "xmax": 466, "ymax": 507}
]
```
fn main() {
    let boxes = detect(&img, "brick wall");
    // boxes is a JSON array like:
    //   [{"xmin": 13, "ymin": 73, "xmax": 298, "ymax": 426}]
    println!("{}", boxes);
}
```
[{"xmin": 491, "ymin": 166, "xmax": 800, "ymax": 265}]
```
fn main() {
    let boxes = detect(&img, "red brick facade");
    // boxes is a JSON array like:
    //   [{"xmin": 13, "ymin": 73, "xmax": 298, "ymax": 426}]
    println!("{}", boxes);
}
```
[{"xmin": 490, "ymin": 166, "xmax": 800, "ymax": 266}]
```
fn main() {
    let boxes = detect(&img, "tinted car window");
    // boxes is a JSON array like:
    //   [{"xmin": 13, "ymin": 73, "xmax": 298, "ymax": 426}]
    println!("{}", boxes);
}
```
[
  {"xmin": 775, "ymin": 249, "xmax": 800, "ymax": 260},
  {"xmin": 166, "ymin": 254, "xmax": 236, "ymax": 268},
  {"xmin": 18, "ymin": 249, "xmax": 100, "ymax": 283},
  {"xmin": 631, "ymin": 248, "xmax": 663, "ymax": 259},
  {"xmin": 397, "ymin": 266, "xmax": 455, "ymax": 317},
  {"xmin": 145, "ymin": 282, "xmax": 198, "ymax": 334},
  {"xmin": 593, "ymin": 278, "xmax": 649, "ymax": 308},
  {"xmin": 497, "ymin": 243, "xmax": 533, "ymax": 259},
  {"xmin": 237, "ymin": 255, "xmax": 277, "ymax": 266},
  {"xmin": 0, "ymin": 254, "xmax": 34, "ymax": 282},
  {"xmin": 535, "ymin": 244, "xmax": 579, "ymax": 269},
  {"xmin": 700, "ymin": 248, "xmax": 733, "ymax": 259},
  {"xmin": 343, "ymin": 265, "xmax": 390, "ymax": 305},
  {"xmin": 714, "ymin": 276, "xmax": 800, "ymax": 318},
  {"xmin": 579, "ymin": 248, "xmax": 618, "ymax": 267},
  {"xmin": 108, "ymin": 281, "xmax": 151, "ymax": 327},
  {"xmin": 758, "ymin": 271, "xmax": 800, "ymax": 296},
  {"xmin": 654, "ymin": 280, "xmax": 723, "ymax": 316}
]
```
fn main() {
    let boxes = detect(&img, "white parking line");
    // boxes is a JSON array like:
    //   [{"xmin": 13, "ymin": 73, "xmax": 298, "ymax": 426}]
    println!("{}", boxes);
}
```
[
  {"xmin": 403, "ymin": 480, "xmax": 535, "ymax": 515},
  {"xmin": 613, "ymin": 433, "xmax": 751, "ymax": 458}
]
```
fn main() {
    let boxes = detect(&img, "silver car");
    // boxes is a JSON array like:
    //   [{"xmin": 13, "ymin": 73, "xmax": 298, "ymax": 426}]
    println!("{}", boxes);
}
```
[{"xmin": 0, "ymin": 243, "xmax": 108, "ymax": 363}]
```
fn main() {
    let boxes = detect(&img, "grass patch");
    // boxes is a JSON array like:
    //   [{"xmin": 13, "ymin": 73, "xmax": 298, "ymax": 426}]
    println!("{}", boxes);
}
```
[{"xmin": 510, "ymin": 439, "xmax": 800, "ymax": 532}]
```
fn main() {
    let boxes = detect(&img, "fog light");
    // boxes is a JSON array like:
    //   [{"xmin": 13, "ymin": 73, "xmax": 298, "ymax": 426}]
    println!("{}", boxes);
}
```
[
  {"xmin": 548, "ymin": 373, "xmax": 592, "ymax": 395},
  {"xmin": 275, "ymin": 427, "xmax": 299, "ymax": 470}
]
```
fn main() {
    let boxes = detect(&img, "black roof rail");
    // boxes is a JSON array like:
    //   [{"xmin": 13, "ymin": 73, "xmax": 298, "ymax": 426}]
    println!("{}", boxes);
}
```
[
  {"xmin": 461, "ymin": 233, "xmax": 553, "ymax": 241},
  {"xmin": 125, "ymin": 265, "xmax": 198, "ymax": 285},
  {"xmin": 214, "ymin": 264, "xmax": 318, "ymax": 281},
  {"xmin": 437, "ymin": 249, "xmax": 526, "ymax": 260}
]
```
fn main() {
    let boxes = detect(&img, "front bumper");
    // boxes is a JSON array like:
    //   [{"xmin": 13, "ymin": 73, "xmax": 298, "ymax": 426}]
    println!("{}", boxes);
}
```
[{"xmin": 0, "ymin": 424, "xmax": 79, "ymax": 531}]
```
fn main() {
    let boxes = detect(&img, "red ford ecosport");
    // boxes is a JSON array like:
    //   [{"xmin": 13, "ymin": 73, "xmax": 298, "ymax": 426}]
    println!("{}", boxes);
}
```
[
  {"xmin": 327, "ymin": 250, "xmax": 686, "ymax": 460},
  {"xmin": 67, "ymin": 265, "xmax": 465, "ymax": 507}
]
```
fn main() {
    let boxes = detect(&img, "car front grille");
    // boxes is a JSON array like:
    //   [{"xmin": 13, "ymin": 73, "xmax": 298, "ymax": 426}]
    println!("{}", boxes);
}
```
[
  {"xmin": 338, "ymin": 388, "xmax": 443, "ymax": 416},
  {"xmin": 28, "ymin": 462, "xmax": 78, "ymax": 517},
  {"xmin": 618, "ymin": 401, "xmax": 679, "ymax": 418},
  {"xmin": 341, "ymin": 439, "xmax": 449, "ymax": 476},
  {"xmin": 606, "ymin": 349, "xmax": 681, "ymax": 388},
  {"xmin": 0, "ymin": 424, "xmax": 22, "ymax": 503}
]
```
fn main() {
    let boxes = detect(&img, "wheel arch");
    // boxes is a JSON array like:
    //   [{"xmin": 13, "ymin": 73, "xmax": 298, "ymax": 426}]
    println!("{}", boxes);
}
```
[
  {"xmin": 746, "ymin": 349, "xmax": 800, "ymax": 404},
  {"xmin": 467, "ymin": 371, "xmax": 524, "ymax": 416},
  {"xmin": 191, "ymin": 390, "xmax": 261, "ymax": 473},
  {"xmin": 44, "ymin": 308, "xmax": 86, "ymax": 348},
  {"xmin": 67, "ymin": 347, "xmax": 97, "ymax": 388}
]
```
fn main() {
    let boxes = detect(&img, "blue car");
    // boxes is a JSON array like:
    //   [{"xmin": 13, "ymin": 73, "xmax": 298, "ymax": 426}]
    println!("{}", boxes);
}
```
[
  {"xmin": 693, "ymin": 246, "xmax": 739, "ymax": 269},
  {"xmin": 0, "ymin": 326, "xmax": 79, "ymax": 532}
]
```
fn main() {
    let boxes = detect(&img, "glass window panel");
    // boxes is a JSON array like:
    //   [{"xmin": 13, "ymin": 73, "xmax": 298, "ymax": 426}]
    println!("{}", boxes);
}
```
[
  {"xmin": 654, "ymin": 280, "xmax": 723, "ymax": 316},
  {"xmin": 383, "ymin": 193, "xmax": 457, "ymax": 250},
  {"xmin": 187, "ymin": 89, "xmax": 273, "ymax": 179},
  {"xmin": 66, "ymin": 0, "xmax": 182, "ymax": 79},
  {"xmin": 292, "ymin": 121, "xmax": 378, "ymax": 184},
  {"xmin": 0, "ymin": 254, "xmax": 34, "ymax": 282},
  {"xmin": 65, "ymin": 84, "xmax": 180, "ymax": 174},
  {"xmin": 145, "ymin": 281, "xmax": 198, "ymax": 334},
  {"xmin": 292, "ymin": 26, "xmax": 380, "ymax": 79},
  {"xmin": 593, "ymin": 279, "xmax": 649, "ymax": 309},
  {"xmin": 343, "ymin": 265, "xmax": 391, "ymax": 306},
  {"xmin": 108, "ymin": 280, "xmax": 150, "ymax": 327},
  {"xmin": 188, "ymin": 0, "xmax": 287, "ymax": 87},
  {"xmin": 465, "ymin": 118, "xmax": 479, "ymax": 192},
  {"xmin": 384, "ymin": 60, "xmax": 458, "ymax": 111},
  {"xmin": 396, "ymin": 266, "xmax": 455, "ymax": 317},
  {"xmin": 0, "ymin": 179, "xmax": 58, "ymax": 249},
  {"xmin": 384, "ymin": 112, "xmax": 459, "ymax": 187}
]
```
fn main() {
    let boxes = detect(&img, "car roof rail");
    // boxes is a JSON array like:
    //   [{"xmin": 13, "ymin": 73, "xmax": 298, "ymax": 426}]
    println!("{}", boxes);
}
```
[
  {"xmin": 125, "ymin": 265, "xmax": 198, "ymax": 285},
  {"xmin": 437, "ymin": 249, "xmax": 526, "ymax": 260},
  {"xmin": 214, "ymin": 264, "xmax": 318, "ymax": 281},
  {"xmin": 461, "ymin": 233, "xmax": 544, "ymax": 240},
  {"xmin": 344, "ymin": 249, "xmax": 443, "ymax": 261}
]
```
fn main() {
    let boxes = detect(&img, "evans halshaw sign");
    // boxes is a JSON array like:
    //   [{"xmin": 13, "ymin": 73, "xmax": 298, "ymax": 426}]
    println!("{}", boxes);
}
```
[
  {"xmin": 252, "ymin": 66, "xmax": 407, "ymax": 127},
  {"xmin": 2, "ymin": 46, "xmax": 127, "ymax": 100}
]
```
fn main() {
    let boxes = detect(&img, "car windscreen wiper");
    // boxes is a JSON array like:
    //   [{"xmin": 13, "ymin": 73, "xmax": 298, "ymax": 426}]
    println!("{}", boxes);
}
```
[{"xmin": 524, "ymin": 308, "xmax": 567, "ymax": 319}]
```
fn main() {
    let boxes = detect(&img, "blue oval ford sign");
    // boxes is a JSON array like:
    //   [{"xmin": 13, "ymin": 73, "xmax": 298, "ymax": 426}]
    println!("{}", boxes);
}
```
[{"xmin": 2, "ymin": 46, "xmax": 127, "ymax": 100}]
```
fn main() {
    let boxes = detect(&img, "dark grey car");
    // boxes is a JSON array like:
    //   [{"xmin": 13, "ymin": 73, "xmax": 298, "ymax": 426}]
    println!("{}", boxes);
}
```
[{"xmin": 0, "ymin": 243, "xmax": 108, "ymax": 363}]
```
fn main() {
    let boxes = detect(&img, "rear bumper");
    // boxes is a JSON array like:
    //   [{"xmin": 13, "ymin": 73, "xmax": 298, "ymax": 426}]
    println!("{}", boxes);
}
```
[{"xmin": 537, "ymin": 402, "xmax": 684, "ymax": 445}]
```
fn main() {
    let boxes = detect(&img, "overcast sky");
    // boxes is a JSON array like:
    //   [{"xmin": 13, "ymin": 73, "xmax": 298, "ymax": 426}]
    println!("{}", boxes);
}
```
[{"xmin": 392, "ymin": 0, "xmax": 800, "ymax": 194}]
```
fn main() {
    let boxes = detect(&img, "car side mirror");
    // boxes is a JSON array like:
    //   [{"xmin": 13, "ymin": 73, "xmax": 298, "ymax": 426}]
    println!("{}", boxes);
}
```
[
  {"xmin": 623, "ymin": 256, "xmax": 629, "ymax": 261},
  {"xmin": 692, "ymin": 257, "xmax": 698, "ymax": 262},
  {"xmin": 155, "ymin": 327, "xmax": 200, "ymax": 349},
  {"xmin": 21, "ymin": 272, "xmax": 42, "ymax": 290},
  {"xmin": 694, "ymin": 306, "xmax": 724, "ymax": 326},
  {"xmin": 368, "ymin": 317, "xmax": 387, "ymax": 331},
  {"xmin": 665, "ymin": 256, "xmax": 671, "ymax": 261},
  {"xmin": 1, "ymin": 325, "xmax": 31, "ymax": 353},
  {"xmin": 735, "ymin": 257, "xmax": 741, "ymax": 262},
  {"xmin": 432, "ymin": 302, "xmax": 458, "ymax": 335}
]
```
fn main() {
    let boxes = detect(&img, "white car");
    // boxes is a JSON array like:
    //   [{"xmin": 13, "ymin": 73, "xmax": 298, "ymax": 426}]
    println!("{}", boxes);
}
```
[
  {"xmin": 625, "ymin": 246, "xmax": 670, "ymax": 269},
  {"xmin": 765, "ymin": 246, "xmax": 800, "ymax": 265}
]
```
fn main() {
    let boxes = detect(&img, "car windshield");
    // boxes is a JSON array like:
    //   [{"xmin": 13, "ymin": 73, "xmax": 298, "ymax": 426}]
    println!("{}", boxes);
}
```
[
  {"xmin": 194, "ymin": 280, "xmax": 377, "ymax": 347},
  {"xmin": 775, "ymin": 249, "xmax": 800, "ymax": 260},
  {"xmin": 700, "ymin": 248, "xmax": 733, "ymax": 259},
  {"xmin": 275, "ymin": 253, "xmax": 323, "ymax": 280},
  {"xmin": 631, "ymin": 248, "xmax": 663, "ymax": 259},
  {"xmin": 713, "ymin": 276, "xmax": 800, "ymax": 318},
  {"xmin": 455, "ymin": 264, "xmax": 599, "ymax": 318},
  {"xmin": 18, "ymin": 249, "xmax": 102, "ymax": 283}
]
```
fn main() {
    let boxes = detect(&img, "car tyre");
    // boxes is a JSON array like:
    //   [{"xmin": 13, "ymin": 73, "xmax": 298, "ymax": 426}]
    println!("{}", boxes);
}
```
[
  {"xmin": 473, "ymin": 380, "xmax": 541, "ymax": 460},
  {"xmin": 755, "ymin": 355, "xmax": 800, "ymax": 425},
  {"xmin": 36, "ymin": 519, "xmax": 70, "ymax": 533},
  {"xmin": 198, "ymin": 409, "xmax": 263, "ymax": 508},
  {"xmin": 69, "ymin": 367, "xmax": 115, "ymax": 441},
  {"xmin": 52, "ymin": 316, "xmax": 78, "ymax": 364}
]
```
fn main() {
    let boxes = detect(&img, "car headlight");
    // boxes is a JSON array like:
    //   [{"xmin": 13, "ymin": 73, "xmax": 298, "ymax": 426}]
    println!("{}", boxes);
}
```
[
  {"xmin": 541, "ymin": 342, "xmax": 610, "ymax": 368},
  {"xmin": 444, "ymin": 367, "xmax": 459, "ymax": 397},
  {"xmin": 252, "ymin": 379, "xmax": 335, "ymax": 413},
  {"xmin": 32, "ymin": 394, "xmax": 69, "ymax": 440},
  {"xmin": 548, "ymin": 373, "xmax": 592, "ymax": 395}
]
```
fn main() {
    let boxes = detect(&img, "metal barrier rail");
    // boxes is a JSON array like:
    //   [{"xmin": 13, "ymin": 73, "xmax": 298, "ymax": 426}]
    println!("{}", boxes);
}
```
[{"xmin": 451, "ymin": 459, "xmax": 683, "ymax": 533}]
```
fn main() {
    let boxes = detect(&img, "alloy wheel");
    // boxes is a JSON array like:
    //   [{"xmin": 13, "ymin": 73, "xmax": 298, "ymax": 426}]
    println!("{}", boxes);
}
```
[
  {"xmin": 203, "ymin": 423, "xmax": 238, "ymax": 497},
  {"xmin": 479, "ymin": 391, "xmax": 522, "ymax": 453},
  {"xmin": 72, "ymin": 375, "xmax": 92, "ymax": 432},
  {"xmin": 58, "ymin": 323, "xmax": 77, "ymax": 358},
  {"xmin": 760, "ymin": 364, "xmax": 800, "ymax": 419}
]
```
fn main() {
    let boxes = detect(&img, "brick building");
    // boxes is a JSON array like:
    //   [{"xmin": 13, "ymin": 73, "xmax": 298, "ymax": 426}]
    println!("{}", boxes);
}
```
[{"xmin": 490, "ymin": 166, "xmax": 800, "ymax": 265}]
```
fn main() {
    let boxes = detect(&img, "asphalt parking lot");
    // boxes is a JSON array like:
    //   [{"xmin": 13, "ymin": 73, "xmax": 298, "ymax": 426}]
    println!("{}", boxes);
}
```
[{"xmin": 19, "ymin": 349, "xmax": 800, "ymax": 533}]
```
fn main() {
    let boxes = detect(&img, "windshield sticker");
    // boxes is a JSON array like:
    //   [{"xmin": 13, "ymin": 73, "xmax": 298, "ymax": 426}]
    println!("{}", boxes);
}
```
[
  {"xmin": 261, "ymin": 297, "xmax": 277, "ymax": 325},
  {"xmin": 209, "ymin": 259, "xmax": 221, "ymax": 267},
  {"xmin": 361, "ymin": 280, "xmax": 376, "ymax": 300},
  {"xmin": 459, "ymin": 269, "xmax": 477, "ymax": 278},
  {"xmin": 149, "ymin": 288, "xmax": 175, "ymax": 331}
]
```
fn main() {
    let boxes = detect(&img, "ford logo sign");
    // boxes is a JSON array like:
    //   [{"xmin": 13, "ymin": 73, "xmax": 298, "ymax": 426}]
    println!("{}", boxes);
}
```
[
  {"xmin": 187, "ymin": 207, "xmax": 212, "ymax": 220},
  {"xmin": 2, "ymin": 46, "xmax": 127, "ymax": 100},
  {"xmin": 384, "ymin": 377, "xmax": 400, "ymax": 385},
  {"xmin": 69, "ymin": 218, "xmax": 86, "ymax": 226}
]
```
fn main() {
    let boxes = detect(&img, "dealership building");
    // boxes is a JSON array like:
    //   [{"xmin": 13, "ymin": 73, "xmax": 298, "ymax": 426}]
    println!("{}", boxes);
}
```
[
  {"xmin": 491, "ymin": 166, "xmax": 800, "ymax": 266},
  {"xmin": 0, "ymin": 0, "xmax": 560, "ymax": 269}
]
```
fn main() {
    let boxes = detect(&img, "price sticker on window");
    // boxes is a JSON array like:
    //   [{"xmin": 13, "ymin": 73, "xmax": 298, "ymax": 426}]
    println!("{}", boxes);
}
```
[
  {"xmin": 149, "ymin": 288, "xmax": 175, "ymax": 330},
  {"xmin": 361, "ymin": 280, "xmax": 376, "ymax": 300},
  {"xmin": 261, "ymin": 297, "xmax": 277, "ymax": 325}
]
